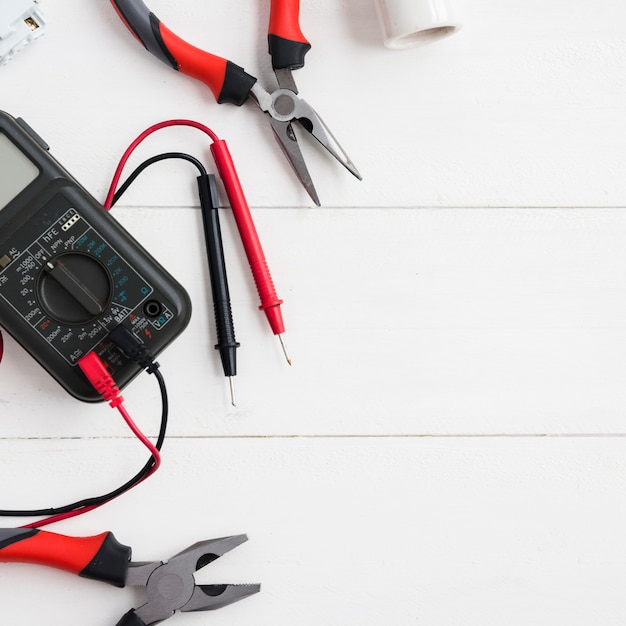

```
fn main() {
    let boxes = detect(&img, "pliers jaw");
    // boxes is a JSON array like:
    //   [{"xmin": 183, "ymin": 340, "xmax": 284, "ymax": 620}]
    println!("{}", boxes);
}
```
[
  {"xmin": 251, "ymin": 78, "xmax": 363, "ymax": 206},
  {"xmin": 123, "ymin": 535, "xmax": 260, "ymax": 626}
]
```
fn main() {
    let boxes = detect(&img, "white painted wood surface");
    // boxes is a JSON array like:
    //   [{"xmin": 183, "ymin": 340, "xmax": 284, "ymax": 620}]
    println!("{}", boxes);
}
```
[{"xmin": 1, "ymin": 0, "xmax": 626, "ymax": 623}]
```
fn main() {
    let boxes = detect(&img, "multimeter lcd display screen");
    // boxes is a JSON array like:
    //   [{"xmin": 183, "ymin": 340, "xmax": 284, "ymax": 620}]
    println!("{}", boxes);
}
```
[{"xmin": 0, "ymin": 132, "xmax": 39, "ymax": 210}]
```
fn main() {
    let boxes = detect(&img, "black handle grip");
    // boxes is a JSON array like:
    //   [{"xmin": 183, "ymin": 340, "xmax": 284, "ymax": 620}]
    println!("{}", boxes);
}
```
[
  {"xmin": 116, "ymin": 609, "xmax": 147, "ymax": 626},
  {"xmin": 111, "ymin": 0, "xmax": 177, "ymax": 69},
  {"xmin": 80, "ymin": 531, "xmax": 132, "ymax": 587},
  {"xmin": 268, "ymin": 35, "xmax": 311, "ymax": 70},
  {"xmin": 268, "ymin": 0, "xmax": 311, "ymax": 70}
]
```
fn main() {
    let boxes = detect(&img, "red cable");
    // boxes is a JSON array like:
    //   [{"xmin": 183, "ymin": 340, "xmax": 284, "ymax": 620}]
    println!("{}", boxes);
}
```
[
  {"xmin": 117, "ymin": 403, "xmax": 161, "ymax": 475},
  {"xmin": 22, "ymin": 403, "xmax": 161, "ymax": 528},
  {"xmin": 20, "ymin": 354, "xmax": 161, "ymax": 528},
  {"xmin": 21, "ymin": 505, "xmax": 101, "ymax": 529},
  {"xmin": 104, "ymin": 118, "xmax": 286, "ymax": 340},
  {"xmin": 103, "ymin": 119, "xmax": 220, "ymax": 210}
]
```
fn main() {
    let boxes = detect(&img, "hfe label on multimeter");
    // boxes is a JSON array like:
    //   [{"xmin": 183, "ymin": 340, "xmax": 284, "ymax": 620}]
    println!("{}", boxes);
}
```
[{"xmin": 0, "ymin": 111, "xmax": 191, "ymax": 401}]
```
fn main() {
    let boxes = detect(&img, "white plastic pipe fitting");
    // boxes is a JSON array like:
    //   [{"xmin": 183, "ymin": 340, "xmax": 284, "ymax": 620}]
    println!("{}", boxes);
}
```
[{"xmin": 374, "ymin": 0, "xmax": 461, "ymax": 49}]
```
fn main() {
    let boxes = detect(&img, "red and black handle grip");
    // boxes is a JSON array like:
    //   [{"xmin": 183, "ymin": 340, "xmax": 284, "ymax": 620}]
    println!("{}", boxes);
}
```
[
  {"xmin": 0, "ymin": 528, "xmax": 132, "ymax": 587},
  {"xmin": 110, "ymin": 0, "xmax": 257, "ymax": 105},
  {"xmin": 268, "ymin": 0, "xmax": 311, "ymax": 70}
]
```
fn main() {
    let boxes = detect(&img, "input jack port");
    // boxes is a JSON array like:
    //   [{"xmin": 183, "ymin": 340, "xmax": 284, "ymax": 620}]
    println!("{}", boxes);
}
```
[{"xmin": 143, "ymin": 300, "xmax": 163, "ymax": 318}]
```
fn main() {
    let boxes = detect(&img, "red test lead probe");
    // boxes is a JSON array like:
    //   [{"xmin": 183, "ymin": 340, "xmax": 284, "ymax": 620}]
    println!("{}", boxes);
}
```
[
  {"xmin": 104, "ymin": 119, "xmax": 290, "ymax": 365},
  {"xmin": 211, "ymin": 139, "xmax": 290, "ymax": 365}
]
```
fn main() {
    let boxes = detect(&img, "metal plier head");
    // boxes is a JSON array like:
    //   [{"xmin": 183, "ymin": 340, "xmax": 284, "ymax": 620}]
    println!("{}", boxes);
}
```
[
  {"xmin": 120, "ymin": 534, "xmax": 260, "ymax": 625},
  {"xmin": 249, "ymin": 78, "xmax": 362, "ymax": 207}
]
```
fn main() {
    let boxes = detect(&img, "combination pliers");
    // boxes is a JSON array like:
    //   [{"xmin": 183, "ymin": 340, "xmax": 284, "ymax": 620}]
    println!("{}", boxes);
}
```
[
  {"xmin": 110, "ymin": 0, "xmax": 362, "ymax": 205},
  {"xmin": 0, "ymin": 528, "xmax": 259, "ymax": 625}
]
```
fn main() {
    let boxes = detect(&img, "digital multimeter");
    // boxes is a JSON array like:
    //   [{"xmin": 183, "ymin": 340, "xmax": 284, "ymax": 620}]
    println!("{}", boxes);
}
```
[{"xmin": 0, "ymin": 111, "xmax": 191, "ymax": 401}]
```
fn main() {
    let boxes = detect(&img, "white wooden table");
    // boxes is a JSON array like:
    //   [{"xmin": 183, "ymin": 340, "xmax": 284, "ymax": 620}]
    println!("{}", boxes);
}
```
[{"xmin": 2, "ymin": 0, "xmax": 626, "ymax": 623}]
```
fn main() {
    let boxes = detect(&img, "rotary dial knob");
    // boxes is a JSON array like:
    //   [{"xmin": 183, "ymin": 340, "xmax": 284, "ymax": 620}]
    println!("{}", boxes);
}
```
[{"xmin": 37, "ymin": 253, "xmax": 112, "ymax": 324}]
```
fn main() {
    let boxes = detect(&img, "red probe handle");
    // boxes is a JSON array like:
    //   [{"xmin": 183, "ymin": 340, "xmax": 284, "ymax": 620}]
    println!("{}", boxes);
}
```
[
  {"xmin": 0, "ymin": 528, "xmax": 132, "ymax": 587},
  {"xmin": 268, "ymin": 0, "xmax": 311, "ymax": 70},
  {"xmin": 110, "ymin": 0, "xmax": 256, "ymax": 105},
  {"xmin": 211, "ymin": 140, "xmax": 285, "ymax": 336}
]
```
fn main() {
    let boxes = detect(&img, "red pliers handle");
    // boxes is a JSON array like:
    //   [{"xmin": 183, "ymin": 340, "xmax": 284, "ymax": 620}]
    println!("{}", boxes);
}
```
[
  {"xmin": 0, "ymin": 528, "xmax": 131, "ymax": 586},
  {"xmin": 110, "ymin": 0, "xmax": 310, "ymax": 105}
]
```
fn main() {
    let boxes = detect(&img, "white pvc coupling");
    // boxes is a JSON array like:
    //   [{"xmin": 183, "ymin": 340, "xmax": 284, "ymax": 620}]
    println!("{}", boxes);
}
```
[{"xmin": 374, "ymin": 0, "xmax": 462, "ymax": 49}]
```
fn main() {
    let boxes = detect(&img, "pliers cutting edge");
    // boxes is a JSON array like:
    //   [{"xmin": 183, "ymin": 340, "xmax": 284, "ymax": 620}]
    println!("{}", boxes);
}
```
[
  {"xmin": 0, "ymin": 528, "xmax": 259, "ymax": 625},
  {"xmin": 110, "ymin": 0, "xmax": 362, "ymax": 205}
]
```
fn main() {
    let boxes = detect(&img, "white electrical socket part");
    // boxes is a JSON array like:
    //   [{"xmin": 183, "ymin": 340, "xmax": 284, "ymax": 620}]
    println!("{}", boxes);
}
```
[{"xmin": 0, "ymin": 0, "xmax": 45, "ymax": 66}]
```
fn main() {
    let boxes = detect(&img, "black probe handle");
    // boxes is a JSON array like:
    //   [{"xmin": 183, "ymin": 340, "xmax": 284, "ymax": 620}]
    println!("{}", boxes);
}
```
[{"xmin": 197, "ymin": 174, "xmax": 240, "ymax": 378}]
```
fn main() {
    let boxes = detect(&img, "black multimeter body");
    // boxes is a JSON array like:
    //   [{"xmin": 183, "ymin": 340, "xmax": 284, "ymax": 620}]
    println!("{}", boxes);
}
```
[{"xmin": 0, "ymin": 111, "xmax": 191, "ymax": 401}]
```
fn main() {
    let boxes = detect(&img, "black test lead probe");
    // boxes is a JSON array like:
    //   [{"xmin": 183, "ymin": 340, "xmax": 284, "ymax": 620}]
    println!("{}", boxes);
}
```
[
  {"xmin": 197, "ymin": 173, "xmax": 240, "ymax": 406},
  {"xmin": 112, "ymin": 153, "xmax": 239, "ymax": 405}
]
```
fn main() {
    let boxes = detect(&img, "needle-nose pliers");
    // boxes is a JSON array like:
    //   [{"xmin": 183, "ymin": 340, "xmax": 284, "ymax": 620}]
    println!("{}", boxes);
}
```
[
  {"xmin": 0, "ymin": 528, "xmax": 259, "ymax": 625},
  {"xmin": 110, "ymin": 0, "xmax": 362, "ymax": 205}
]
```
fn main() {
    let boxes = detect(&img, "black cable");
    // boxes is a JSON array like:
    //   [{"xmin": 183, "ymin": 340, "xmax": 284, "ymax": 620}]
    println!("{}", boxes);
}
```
[
  {"xmin": 111, "ymin": 152, "xmax": 207, "ymax": 206},
  {"xmin": 0, "ymin": 367, "xmax": 167, "ymax": 517}
]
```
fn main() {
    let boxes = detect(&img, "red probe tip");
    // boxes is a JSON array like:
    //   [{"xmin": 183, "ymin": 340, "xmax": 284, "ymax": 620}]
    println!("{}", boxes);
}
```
[{"xmin": 278, "ymin": 334, "xmax": 291, "ymax": 366}]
